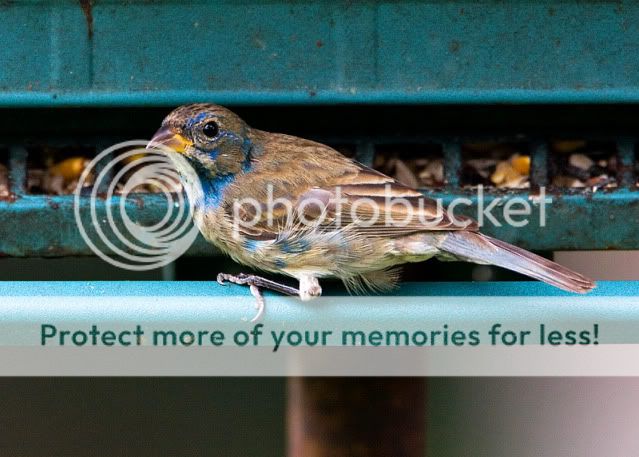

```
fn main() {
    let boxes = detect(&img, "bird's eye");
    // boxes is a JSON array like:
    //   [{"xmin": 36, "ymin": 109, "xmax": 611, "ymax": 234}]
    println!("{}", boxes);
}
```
[{"xmin": 202, "ymin": 121, "xmax": 219, "ymax": 139}]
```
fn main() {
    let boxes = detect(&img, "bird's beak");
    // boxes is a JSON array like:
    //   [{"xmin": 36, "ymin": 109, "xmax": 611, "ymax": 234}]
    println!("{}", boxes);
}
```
[{"xmin": 147, "ymin": 127, "xmax": 193, "ymax": 154}]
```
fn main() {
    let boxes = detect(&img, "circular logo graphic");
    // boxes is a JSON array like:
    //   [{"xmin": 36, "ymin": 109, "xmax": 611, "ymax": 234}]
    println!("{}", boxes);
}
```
[{"xmin": 74, "ymin": 140, "xmax": 201, "ymax": 270}]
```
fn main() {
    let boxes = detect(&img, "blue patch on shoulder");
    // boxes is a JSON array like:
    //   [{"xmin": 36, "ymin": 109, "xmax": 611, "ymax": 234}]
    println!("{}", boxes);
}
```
[
  {"xmin": 192, "ymin": 137, "xmax": 254, "ymax": 210},
  {"xmin": 280, "ymin": 239, "xmax": 310, "ymax": 254},
  {"xmin": 200, "ymin": 173, "xmax": 235, "ymax": 208},
  {"xmin": 243, "ymin": 239, "xmax": 261, "ymax": 252}
]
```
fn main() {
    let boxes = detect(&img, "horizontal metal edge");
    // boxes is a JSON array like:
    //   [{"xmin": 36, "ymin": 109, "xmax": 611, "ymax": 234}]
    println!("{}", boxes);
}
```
[
  {"xmin": 0, "ymin": 194, "xmax": 217, "ymax": 257},
  {"xmin": 1, "ymin": 190, "xmax": 638, "ymax": 255},
  {"xmin": 0, "ymin": 280, "xmax": 634, "ymax": 297},
  {"xmin": 4, "ymin": 89, "xmax": 639, "ymax": 107},
  {"xmin": 0, "ymin": 281, "xmax": 636, "ymax": 350},
  {"xmin": 425, "ymin": 189, "xmax": 639, "ymax": 251}
]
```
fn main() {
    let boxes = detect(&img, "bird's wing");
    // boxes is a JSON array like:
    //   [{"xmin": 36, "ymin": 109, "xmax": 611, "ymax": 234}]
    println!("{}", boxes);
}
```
[
  {"xmin": 228, "ymin": 166, "xmax": 478, "ymax": 240},
  {"xmin": 307, "ymin": 162, "xmax": 479, "ymax": 237},
  {"xmin": 229, "ymin": 155, "xmax": 478, "ymax": 241}
]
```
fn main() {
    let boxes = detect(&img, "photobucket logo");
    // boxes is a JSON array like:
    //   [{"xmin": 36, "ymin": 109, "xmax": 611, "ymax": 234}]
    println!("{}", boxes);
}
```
[
  {"xmin": 74, "ymin": 140, "xmax": 201, "ymax": 271},
  {"xmin": 230, "ymin": 183, "xmax": 552, "ymax": 238}
]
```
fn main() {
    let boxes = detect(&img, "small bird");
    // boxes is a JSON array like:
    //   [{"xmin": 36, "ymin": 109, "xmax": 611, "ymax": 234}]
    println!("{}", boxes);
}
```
[{"xmin": 149, "ymin": 104, "xmax": 595, "ymax": 319}]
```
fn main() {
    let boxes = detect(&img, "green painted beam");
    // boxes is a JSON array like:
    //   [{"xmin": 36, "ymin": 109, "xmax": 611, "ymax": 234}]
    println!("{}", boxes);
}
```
[
  {"xmin": 0, "ymin": 281, "xmax": 636, "ymax": 376},
  {"xmin": 3, "ymin": 1, "xmax": 639, "ymax": 106},
  {"xmin": 0, "ymin": 280, "xmax": 636, "ymax": 344},
  {"xmin": 8, "ymin": 89, "xmax": 639, "ymax": 107},
  {"xmin": 1, "ymin": 189, "xmax": 638, "ymax": 257}
]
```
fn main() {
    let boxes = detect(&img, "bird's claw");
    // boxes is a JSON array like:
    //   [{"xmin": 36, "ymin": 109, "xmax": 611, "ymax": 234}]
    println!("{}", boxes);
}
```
[
  {"xmin": 216, "ymin": 272, "xmax": 301, "ymax": 322},
  {"xmin": 216, "ymin": 272, "xmax": 267, "ymax": 322},
  {"xmin": 217, "ymin": 272, "xmax": 250, "ymax": 286},
  {"xmin": 249, "ymin": 284, "xmax": 265, "ymax": 322}
]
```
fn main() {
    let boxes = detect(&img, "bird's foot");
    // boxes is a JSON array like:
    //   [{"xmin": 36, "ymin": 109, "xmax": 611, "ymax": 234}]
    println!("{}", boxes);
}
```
[
  {"xmin": 216, "ymin": 273, "xmax": 300, "ymax": 322},
  {"xmin": 299, "ymin": 275, "xmax": 322, "ymax": 301}
]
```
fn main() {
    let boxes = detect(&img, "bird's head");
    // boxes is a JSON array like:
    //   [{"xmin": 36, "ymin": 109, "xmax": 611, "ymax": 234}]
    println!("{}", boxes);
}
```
[{"xmin": 148, "ymin": 103, "xmax": 253, "ymax": 178}]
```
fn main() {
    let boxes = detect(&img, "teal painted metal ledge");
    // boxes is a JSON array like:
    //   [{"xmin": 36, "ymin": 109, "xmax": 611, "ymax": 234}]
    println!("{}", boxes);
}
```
[
  {"xmin": 0, "ymin": 281, "xmax": 637, "ymax": 345},
  {"xmin": 0, "ymin": 281, "xmax": 637, "ymax": 378},
  {"xmin": 2, "ymin": 190, "xmax": 639, "ymax": 256},
  {"xmin": 4, "ymin": 1, "xmax": 639, "ymax": 106},
  {"xmin": 2, "ymin": 280, "xmax": 636, "ymax": 297},
  {"xmin": 8, "ymin": 89, "xmax": 639, "ymax": 107},
  {"xmin": 3, "ymin": 137, "xmax": 638, "ymax": 255}
]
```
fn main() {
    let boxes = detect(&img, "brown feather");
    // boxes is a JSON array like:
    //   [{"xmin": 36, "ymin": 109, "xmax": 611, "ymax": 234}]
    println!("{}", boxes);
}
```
[{"xmin": 227, "ymin": 130, "xmax": 478, "ymax": 241}]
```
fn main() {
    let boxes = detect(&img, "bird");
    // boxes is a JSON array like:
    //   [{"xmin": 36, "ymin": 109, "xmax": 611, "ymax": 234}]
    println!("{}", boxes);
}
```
[{"xmin": 148, "ymin": 104, "xmax": 595, "ymax": 320}]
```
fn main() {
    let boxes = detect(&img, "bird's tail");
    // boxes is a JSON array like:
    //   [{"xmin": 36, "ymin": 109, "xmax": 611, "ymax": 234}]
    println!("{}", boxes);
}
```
[{"xmin": 440, "ymin": 232, "xmax": 595, "ymax": 293}]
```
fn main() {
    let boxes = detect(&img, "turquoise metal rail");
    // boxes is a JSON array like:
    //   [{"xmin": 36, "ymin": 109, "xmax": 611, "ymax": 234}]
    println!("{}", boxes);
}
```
[
  {"xmin": 3, "ymin": 1, "xmax": 639, "ymax": 106},
  {"xmin": 0, "ymin": 280, "xmax": 637, "ymax": 345},
  {"xmin": 2, "ymin": 134, "xmax": 637, "ymax": 256},
  {"xmin": 1, "ymin": 281, "xmax": 637, "ymax": 376}
]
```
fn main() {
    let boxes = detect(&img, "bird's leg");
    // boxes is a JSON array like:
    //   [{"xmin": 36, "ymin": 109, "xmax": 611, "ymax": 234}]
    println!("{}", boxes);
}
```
[
  {"xmin": 217, "ymin": 272, "xmax": 300, "ymax": 322},
  {"xmin": 217, "ymin": 272, "xmax": 300, "ymax": 295},
  {"xmin": 299, "ymin": 274, "xmax": 322, "ymax": 301}
]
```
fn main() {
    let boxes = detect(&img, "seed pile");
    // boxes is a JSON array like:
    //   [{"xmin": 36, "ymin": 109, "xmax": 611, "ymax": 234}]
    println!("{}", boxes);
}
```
[
  {"xmin": 27, "ymin": 150, "xmax": 181, "ymax": 195},
  {"xmin": 550, "ymin": 140, "xmax": 617, "ymax": 189},
  {"xmin": 115, "ymin": 152, "xmax": 182, "ymax": 194},
  {"xmin": 28, "ymin": 156, "xmax": 92, "ymax": 195},
  {"xmin": 462, "ymin": 143, "xmax": 530, "ymax": 189},
  {"xmin": 374, "ymin": 151, "xmax": 444, "ymax": 188}
]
